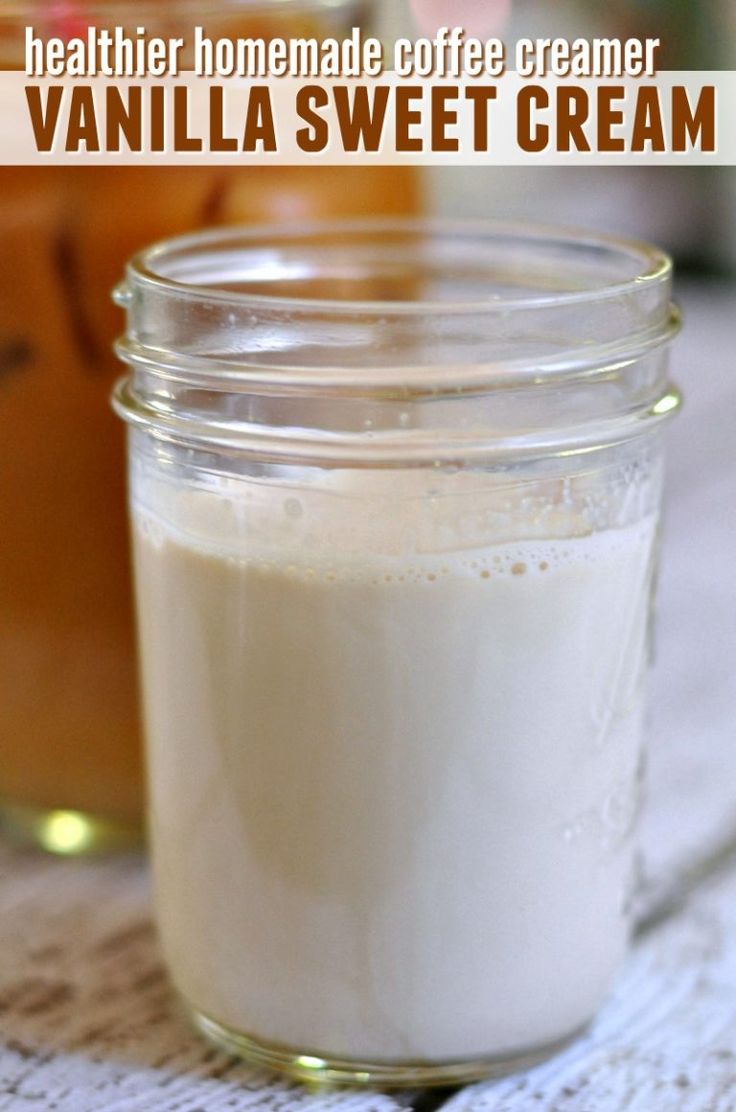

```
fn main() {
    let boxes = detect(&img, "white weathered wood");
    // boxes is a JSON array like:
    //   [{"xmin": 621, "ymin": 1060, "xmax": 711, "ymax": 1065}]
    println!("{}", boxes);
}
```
[
  {"xmin": 0, "ymin": 282, "xmax": 733, "ymax": 1111},
  {"xmin": 0, "ymin": 846, "xmax": 412, "ymax": 1111}
]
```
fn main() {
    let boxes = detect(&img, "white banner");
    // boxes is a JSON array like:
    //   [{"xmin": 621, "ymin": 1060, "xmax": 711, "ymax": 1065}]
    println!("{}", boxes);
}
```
[{"xmin": 1, "ymin": 71, "xmax": 733, "ymax": 165}]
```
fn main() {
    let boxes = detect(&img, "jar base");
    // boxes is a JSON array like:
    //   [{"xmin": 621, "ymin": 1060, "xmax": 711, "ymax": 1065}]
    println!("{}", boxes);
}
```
[
  {"xmin": 190, "ymin": 1005, "xmax": 587, "ymax": 1090},
  {"xmin": 0, "ymin": 798, "xmax": 143, "ymax": 856}
]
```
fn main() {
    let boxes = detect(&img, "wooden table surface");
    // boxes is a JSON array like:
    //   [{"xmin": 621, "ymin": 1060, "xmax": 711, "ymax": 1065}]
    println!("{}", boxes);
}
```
[{"xmin": 0, "ymin": 281, "xmax": 734, "ymax": 1112}]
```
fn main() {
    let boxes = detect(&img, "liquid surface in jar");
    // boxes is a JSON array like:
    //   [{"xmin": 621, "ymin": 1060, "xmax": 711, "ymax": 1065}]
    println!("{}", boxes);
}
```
[{"xmin": 133, "ymin": 471, "xmax": 656, "ymax": 1061}]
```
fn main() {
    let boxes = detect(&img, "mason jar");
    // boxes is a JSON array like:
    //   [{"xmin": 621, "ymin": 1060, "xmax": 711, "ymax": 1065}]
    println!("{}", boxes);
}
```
[
  {"xmin": 113, "ymin": 220, "xmax": 680, "ymax": 1086},
  {"xmin": 0, "ymin": 1, "xmax": 420, "ymax": 854}
]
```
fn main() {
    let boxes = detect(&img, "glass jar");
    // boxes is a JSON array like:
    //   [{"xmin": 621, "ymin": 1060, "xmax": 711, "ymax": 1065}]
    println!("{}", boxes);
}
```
[
  {"xmin": 0, "ymin": 2, "xmax": 420, "ymax": 853},
  {"xmin": 113, "ymin": 220, "xmax": 680, "ymax": 1086}
]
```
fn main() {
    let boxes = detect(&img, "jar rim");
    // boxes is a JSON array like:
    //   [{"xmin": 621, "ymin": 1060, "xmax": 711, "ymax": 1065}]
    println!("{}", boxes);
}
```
[
  {"xmin": 113, "ymin": 217, "xmax": 680, "ymax": 466},
  {"xmin": 122, "ymin": 217, "xmax": 672, "ymax": 318}
]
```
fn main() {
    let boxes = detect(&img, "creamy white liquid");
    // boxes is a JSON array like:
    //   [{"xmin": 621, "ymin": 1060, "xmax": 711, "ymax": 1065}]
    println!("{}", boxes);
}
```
[{"xmin": 133, "ymin": 474, "xmax": 655, "ymax": 1063}]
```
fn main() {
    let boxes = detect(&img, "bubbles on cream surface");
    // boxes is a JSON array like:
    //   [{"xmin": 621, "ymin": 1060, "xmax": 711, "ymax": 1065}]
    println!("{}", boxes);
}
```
[
  {"xmin": 136, "ymin": 490, "xmax": 653, "ymax": 586},
  {"xmin": 134, "ymin": 463, "xmax": 647, "ymax": 564},
  {"xmin": 133, "ymin": 467, "xmax": 657, "ymax": 1064}
]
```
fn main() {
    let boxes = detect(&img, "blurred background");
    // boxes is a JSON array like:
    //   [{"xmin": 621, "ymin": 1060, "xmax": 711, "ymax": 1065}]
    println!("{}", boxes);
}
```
[
  {"xmin": 378, "ymin": 0, "xmax": 736, "ymax": 275},
  {"xmin": 0, "ymin": 0, "xmax": 733, "ymax": 856}
]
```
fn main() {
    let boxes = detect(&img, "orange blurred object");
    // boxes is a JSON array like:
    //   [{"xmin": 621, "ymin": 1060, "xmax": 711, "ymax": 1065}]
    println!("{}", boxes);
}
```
[{"xmin": 0, "ymin": 4, "xmax": 421, "ymax": 850}]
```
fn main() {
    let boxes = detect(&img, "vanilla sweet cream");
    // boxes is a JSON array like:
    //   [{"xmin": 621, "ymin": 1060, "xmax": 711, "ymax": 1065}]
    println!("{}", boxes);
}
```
[{"xmin": 133, "ymin": 470, "xmax": 655, "ymax": 1063}]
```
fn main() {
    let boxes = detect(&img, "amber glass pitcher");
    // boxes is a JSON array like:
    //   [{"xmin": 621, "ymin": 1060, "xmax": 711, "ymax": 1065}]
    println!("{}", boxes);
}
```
[{"xmin": 0, "ymin": 1, "xmax": 421, "ymax": 852}]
